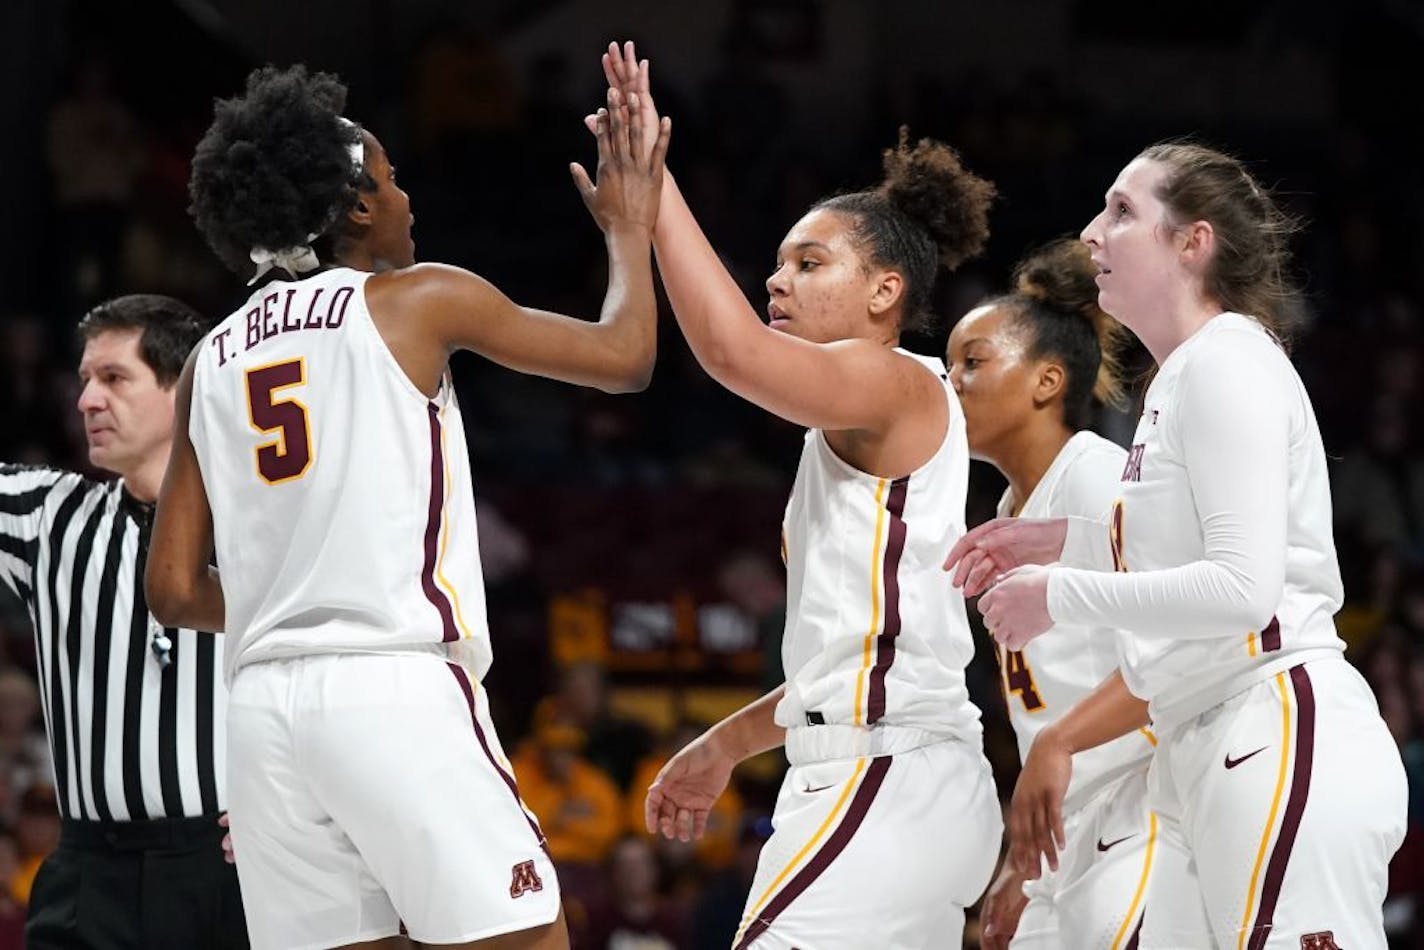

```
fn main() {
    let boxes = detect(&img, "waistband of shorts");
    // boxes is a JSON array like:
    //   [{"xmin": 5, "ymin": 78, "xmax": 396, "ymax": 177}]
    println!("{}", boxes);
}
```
[
  {"xmin": 60, "ymin": 815, "xmax": 225, "ymax": 852},
  {"xmin": 784, "ymin": 722, "xmax": 958, "ymax": 764}
]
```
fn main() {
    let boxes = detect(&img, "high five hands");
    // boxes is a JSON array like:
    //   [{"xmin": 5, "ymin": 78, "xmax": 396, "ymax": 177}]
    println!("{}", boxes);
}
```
[{"xmin": 570, "ymin": 53, "xmax": 671, "ymax": 236}]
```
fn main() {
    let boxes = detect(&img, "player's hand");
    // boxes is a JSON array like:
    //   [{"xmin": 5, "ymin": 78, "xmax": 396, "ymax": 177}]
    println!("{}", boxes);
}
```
[
  {"xmin": 599, "ymin": 41, "xmax": 661, "ymax": 164},
  {"xmin": 979, "ymin": 859, "xmax": 1031, "ymax": 950},
  {"xmin": 943, "ymin": 517, "xmax": 1067, "ymax": 597},
  {"xmin": 570, "ymin": 85, "xmax": 671, "ymax": 236},
  {"xmin": 1009, "ymin": 725, "xmax": 1071, "ymax": 879},
  {"xmin": 644, "ymin": 731, "xmax": 736, "ymax": 842},
  {"xmin": 979, "ymin": 565, "xmax": 1054, "ymax": 651},
  {"xmin": 218, "ymin": 812, "xmax": 235, "ymax": 865}
]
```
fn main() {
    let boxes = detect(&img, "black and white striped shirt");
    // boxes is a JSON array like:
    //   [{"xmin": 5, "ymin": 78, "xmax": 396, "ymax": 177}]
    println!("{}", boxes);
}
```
[{"xmin": 0, "ymin": 464, "xmax": 226, "ymax": 822}]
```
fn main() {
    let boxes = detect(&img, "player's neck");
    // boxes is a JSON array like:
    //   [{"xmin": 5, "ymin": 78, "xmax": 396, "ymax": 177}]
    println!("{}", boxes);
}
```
[{"xmin": 999, "ymin": 423, "xmax": 1073, "ymax": 517}]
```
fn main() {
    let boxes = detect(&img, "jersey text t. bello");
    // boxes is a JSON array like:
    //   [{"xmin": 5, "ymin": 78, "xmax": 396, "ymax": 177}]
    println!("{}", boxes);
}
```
[{"xmin": 211, "ymin": 283, "xmax": 357, "ymax": 367}]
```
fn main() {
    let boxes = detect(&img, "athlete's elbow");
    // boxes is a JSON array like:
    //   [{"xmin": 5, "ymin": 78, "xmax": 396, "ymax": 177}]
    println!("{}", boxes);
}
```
[
  {"xmin": 144, "ymin": 562, "xmax": 193, "ymax": 628},
  {"xmin": 600, "ymin": 356, "xmax": 654, "ymax": 394}
]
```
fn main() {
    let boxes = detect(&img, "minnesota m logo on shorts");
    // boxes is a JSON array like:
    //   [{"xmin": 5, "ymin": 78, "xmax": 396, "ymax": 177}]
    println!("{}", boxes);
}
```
[
  {"xmin": 1299, "ymin": 933, "xmax": 1339, "ymax": 950},
  {"xmin": 509, "ymin": 860, "xmax": 544, "ymax": 898}
]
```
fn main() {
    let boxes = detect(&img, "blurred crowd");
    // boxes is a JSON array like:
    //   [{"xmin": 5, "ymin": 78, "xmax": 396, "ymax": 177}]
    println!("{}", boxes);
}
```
[{"xmin": 2, "ymin": 5, "xmax": 1422, "ymax": 948}]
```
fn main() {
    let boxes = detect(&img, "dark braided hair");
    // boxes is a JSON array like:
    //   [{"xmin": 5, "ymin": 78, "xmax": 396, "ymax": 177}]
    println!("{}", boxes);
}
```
[
  {"xmin": 981, "ymin": 238, "xmax": 1129, "ymax": 430},
  {"xmin": 189, "ymin": 65, "xmax": 373, "ymax": 279},
  {"xmin": 816, "ymin": 129, "xmax": 996, "ymax": 334}
]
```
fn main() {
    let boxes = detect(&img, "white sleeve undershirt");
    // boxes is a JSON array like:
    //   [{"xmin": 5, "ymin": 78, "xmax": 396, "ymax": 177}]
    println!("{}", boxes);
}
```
[{"xmin": 1046, "ymin": 334, "xmax": 1291, "ymax": 639}]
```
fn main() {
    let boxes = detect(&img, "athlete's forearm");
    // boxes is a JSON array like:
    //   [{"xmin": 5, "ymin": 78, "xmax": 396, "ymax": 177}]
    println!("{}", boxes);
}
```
[
  {"xmin": 706, "ymin": 684, "xmax": 787, "ymax": 763},
  {"xmin": 594, "ymin": 224, "xmax": 658, "ymax": 390},
  {"xmin": 1040, "ymin": 670, "xmax": 1149, "ymax": 755}
]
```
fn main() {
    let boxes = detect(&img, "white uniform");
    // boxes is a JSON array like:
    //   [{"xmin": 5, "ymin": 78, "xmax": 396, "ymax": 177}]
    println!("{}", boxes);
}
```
[
  {"xmin": 995, "ymin": 432, "xmax": 1155, "ymax": 950},
  {"xmin": 1047, "ymin": 314, "xmax": 1406, "ymax": 949},
  {"xmin": 735, "ymin": 351, "xmax": 1001, "ymax": 950},
  {"xmin": 189, "ymin": 268, "xmax": 558, "ymax": 949}
]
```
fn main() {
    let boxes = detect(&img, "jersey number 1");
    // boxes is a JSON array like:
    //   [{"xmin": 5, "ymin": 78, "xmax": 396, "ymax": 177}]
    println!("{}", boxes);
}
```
[{"xmin": 246, "ymin": 359, "xmax": 312, "ymax": 484}]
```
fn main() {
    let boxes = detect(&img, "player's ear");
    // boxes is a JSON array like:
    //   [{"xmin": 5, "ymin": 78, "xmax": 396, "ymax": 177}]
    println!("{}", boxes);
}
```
[{"xmin": 347, "ymin": 197, "xmax": 373, "ymax": 227}]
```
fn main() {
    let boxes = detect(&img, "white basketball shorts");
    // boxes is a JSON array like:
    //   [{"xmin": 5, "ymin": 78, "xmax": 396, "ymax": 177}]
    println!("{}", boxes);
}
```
[
  {"xmin": 226, "ymin": 652, "xmax": 560, "ymax": 950},
  {"xmin": 1013, "ymin": 764, "xmax": 1154, "ymax": 950},
  {"xmin": 733, "ymin": 730, "xmax": 1001, "ymax": 949},
  {"xmin": 1141, "ymin": 656, "xmax": 1406, "ymax": 949}
]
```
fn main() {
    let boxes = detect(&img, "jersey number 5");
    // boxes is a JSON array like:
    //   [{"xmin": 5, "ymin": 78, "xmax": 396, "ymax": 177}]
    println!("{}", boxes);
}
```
[
  {"xmin": 246, "ymin": 359, "xmax": 313, "ymax": 484},
  {"xmin": 1002, "ymin": 648, "xmax": 1045, "ymax": 712}
]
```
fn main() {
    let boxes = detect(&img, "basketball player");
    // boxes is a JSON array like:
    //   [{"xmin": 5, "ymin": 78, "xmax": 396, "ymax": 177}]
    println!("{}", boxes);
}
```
[
  {"xmin": 144, "ymin": 64, "xmax": 669, "ymax": 949},
  {"xmin": 945, "ymin": 143, "xmax": 1407, "ymax": 948},
  {"xmin": 946, "ymin": 238, "xmax": 1154, "ymax": 950},
  {"xmin": 598, "ymin": 43, "xmax": 1002, "ymax": 949}
]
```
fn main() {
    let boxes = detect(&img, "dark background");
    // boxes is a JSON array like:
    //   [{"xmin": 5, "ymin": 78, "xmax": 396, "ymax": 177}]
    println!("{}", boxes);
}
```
[{"xmin": 1, "ymin": 1, "xmax": 1422, "ymax": 946}]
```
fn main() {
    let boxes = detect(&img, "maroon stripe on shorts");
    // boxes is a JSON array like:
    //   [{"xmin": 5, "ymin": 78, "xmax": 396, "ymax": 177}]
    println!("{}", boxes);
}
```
[
  {"xmin": 446, "ymin": 662, "xmax": 548, "ymax": 853},
  {"xmin": 1246, "ymin": 664, "xmax": 1315, "ymax": 950},
  {"xmin": 1124, "ymin": 908, "xmax": 1144, "ymax": 950},
  {"xmin": 1260, "ymin": 616, "xmax": 1281, "ymax": 652},
  {"xmin": 422, "ymin": 403, "xmax": 458, "ymax": 642},
  {"xmin": 733, "ymin": 755, "xmax": 892, "ymax": 950},
  {"xmin": 866, "ymin": 477, "xmax": 909, "ymax": 725}
]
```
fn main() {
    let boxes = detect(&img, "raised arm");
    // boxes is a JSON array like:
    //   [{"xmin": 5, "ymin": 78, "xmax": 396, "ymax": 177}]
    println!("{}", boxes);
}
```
[
  {"xmin": 600, "ymin": 42, "xmax": 940, "ymax": 434},
  {"xmin": 146, "ymin": 350, "xmax": 225, "ymax": 632},
  {"xmin": 373, "ymin": 87, "xmax": 670, "ymax": 395}
]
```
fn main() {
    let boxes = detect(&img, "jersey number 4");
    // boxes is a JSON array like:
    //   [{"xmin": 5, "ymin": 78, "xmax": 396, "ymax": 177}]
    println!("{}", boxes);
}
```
[
  {"xmin": 246, "ymin": 359, "xmax": 313, "ymax": 484},
  {"xmin": 1002, "ymin": 648, "xmax": 1045, "ymax": 712}
]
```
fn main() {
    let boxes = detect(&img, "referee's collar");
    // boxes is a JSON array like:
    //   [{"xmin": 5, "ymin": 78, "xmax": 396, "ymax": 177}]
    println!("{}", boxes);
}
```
[{"xmin": 118, "ymin": 483, "xmax": 156, "ymax": 527}]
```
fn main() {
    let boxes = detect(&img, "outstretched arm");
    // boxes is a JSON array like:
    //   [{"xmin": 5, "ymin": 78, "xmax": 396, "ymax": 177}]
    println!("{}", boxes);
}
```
[
  {"xmin": 601, "ymin": 43, "xmax": 939, "ymax": 434},
  {"xmin": 146, "ymin": 350, "xmax": 225, "ymax": 632},
  {"xmin": 386, "ymin": 88, "xmax": 670, "ymax": 395}
]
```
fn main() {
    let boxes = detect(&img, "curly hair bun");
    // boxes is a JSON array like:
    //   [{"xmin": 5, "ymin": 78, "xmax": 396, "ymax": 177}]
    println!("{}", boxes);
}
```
[{"xmin": 879, "ymin": 128, "xmax": 996, "ymax": 273}]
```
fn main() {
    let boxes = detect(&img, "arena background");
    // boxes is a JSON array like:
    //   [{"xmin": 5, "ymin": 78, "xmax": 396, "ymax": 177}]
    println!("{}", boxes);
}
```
[{"xmin": 1, "ymin": 0, "xmax": 1421, "ymax": 945}]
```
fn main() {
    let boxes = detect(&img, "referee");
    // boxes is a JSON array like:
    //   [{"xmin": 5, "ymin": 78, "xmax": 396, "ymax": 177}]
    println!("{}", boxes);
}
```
[{"xmin": 0, "ymin": 295, "xmax": 246, "ymax": 948}]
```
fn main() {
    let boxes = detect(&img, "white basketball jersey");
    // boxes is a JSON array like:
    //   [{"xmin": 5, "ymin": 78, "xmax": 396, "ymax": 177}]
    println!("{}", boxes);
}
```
[
  {"xmin": 189, "ymin": 268, "xmax": 491, "ymax": 682},
  {"xmin": 774, "ymin": 350, "xmax": 982, "ymax": 741},
  {"xmin": 994, "ymin": 431, "xmax": 1152, "ymax": 811},
  {"xmin": 1049, "ymin": 314, "xmax": 1346, "ymax": 730}
]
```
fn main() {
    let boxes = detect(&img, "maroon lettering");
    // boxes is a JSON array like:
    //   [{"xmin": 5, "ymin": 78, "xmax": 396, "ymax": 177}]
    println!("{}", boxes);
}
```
[
  {"xmin": 1121, "ymin": 444, "xmax": 1145, "ymax": 482},
  {"xmin": 261, "ymin": 292, "xmax": 280, "ymax": 340},
  {"xmin": 245, "ymin": 360, "xmax": 312, "ymax": 483},
  {"xmin": 1001, "ymin": 647, "xmax": 1044, "ymax": 712},
  {"xmin": 211, "ymin": 328, "xmax": 233, "ymax": 366},
  {"xmin": 245, "ymin": 308, "xmax": 261, "ymax": 350},
  {"xmin": 509, "ymin": 860, "xmax": 544, "ymax": 898},
  {"xmin": 303, "ymin": 288, "xmax": 327, "ymax": 329},
  {"xmin": 1300, "ymin": 934, "xmax": 1340, "ymax": 950},
  {"xmin": 325, "ymin": 285, "xmax": 354, "ymax": 328},
  {"xmin": 280, "ymin": 288, "xmax": 301, "ymax": 331}
]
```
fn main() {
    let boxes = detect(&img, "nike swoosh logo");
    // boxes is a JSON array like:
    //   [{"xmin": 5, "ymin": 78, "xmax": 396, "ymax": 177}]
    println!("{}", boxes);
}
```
[
  {"xmin": 1224, "ymin": 746, "xmax": 1269, "ymax": 769},
  {"xmin": 803, "ymin": 783, "xmax": 835, "ymax": 794},
  {"xmin": 1097, "ymin": 835, "xmax": 1135, "ymax": 852}
]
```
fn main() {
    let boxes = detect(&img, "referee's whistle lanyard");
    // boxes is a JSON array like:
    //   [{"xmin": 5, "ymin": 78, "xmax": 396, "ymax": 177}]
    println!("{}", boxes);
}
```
[{"xmin": 123, "ymin": 489, "xmax": 174, "ymax": 670}]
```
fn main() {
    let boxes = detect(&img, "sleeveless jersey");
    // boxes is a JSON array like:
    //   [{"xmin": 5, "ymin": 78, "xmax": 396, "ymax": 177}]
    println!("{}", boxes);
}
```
[
  {"xmin": 189, "ymin": 268, "xmax": 490, "ymax": 682},
  {"xmin": 774, "ymin": 350, "xmax": 982, "ymax": 742},
  {"xmin": 995, "ymin": 431, "xmax": 1151, "ymax": 811}
]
